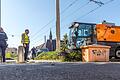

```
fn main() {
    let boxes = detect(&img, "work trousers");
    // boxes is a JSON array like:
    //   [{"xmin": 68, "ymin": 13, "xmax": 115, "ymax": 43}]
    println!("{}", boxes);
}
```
[
  {"xmin": 0, "ymin": 45, "xmax": 6, "ymax": 62},
  {"xmin": 32, "ymin": 53, "xmax": 36, "ymax": 60},
  {"xmin": 23, "ymin": 44, "xmax": 29, "ymax": 61}
]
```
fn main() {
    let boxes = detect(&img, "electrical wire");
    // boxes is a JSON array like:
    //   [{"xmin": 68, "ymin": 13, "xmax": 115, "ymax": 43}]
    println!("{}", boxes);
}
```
[
  {"xmin": 32, "ymin": 0, "xmax": 115, "ymax": 47},
  {"xmin": 31, "ymin": 0, "xmax": 80, "ymax": 45},
  {"xmin": 31, "ymin": 18, "xmax": 54, "ymax": 39},
  {"xmin": 31, "ymin": 0, "xmax": 79, "ymax": 41},
  {"xmin": 75, "ymin": 0, "xmax": 114, "ymax": 21},
  {"xmin": 61, "ymin": 1, "xmax": 90, "ymax": 23},
  {"xmin": 60, "ymin": 0, "xmax": 79, "ymax": 15}
]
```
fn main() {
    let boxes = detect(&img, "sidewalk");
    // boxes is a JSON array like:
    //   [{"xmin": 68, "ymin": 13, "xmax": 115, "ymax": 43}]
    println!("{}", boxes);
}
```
[
  {"xmin": 3, "ymin": 59, "xmax": 120, "ymax": 64},
  {"xmin": 4, "ymin": 60, "xmax": 61, "ymax": 64}
]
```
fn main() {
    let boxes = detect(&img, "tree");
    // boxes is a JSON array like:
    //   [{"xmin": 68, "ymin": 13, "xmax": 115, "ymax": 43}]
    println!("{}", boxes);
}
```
[{"xmin": 61, "ymin": 33, "xmax": 68, "ymax": 51}]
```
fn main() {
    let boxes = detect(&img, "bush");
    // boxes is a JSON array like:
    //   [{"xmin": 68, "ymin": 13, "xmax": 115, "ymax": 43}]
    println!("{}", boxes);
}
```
[
  {"xmin": 6, "ymin": 52, "xmax": 12, "ymax": 58},
  {"xmin": 35, "ymin": 51, "xmax": 60, "ymax": 60},
  {"xmin": 35, "ymin": 50, "xmax": 82, "ymax": 62},
  {"xmin": 59, "ymin": 50, "xmax": 82, "ymax": 62},
  {"xmin": 11, "ymin": 53, "xmax": 18, "ymax": 60},
  {"xmin": 5, "ymin": 52, "xmax": 18, "ymax": 60}
]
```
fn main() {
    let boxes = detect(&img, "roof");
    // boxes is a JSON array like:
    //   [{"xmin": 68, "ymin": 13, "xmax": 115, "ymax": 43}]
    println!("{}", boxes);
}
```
[
  {"xmin": 36, "ymin": 43, "xmax": 46, "ymax": 49},
  {"xmin": 69, "ymin": 22, "xmax": 96, "ymax": 29}
]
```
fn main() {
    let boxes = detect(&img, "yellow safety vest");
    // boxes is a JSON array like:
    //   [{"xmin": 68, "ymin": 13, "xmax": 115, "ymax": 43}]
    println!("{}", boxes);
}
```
[{"xmin": 22, "ymin": 33, "xmax": 29, "ymax": 44}]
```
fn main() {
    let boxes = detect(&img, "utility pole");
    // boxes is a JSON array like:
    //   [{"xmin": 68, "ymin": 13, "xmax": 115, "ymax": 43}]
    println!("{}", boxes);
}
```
[{"xmin": 56, "ymin": 0, "xmax": 60, "ymax": 51}]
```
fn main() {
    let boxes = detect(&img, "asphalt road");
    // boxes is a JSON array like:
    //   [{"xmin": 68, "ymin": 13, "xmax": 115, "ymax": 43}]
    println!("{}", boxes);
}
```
[{"xmin": 0, "ymin": 62, "xmax": 120, "ymax": 80}]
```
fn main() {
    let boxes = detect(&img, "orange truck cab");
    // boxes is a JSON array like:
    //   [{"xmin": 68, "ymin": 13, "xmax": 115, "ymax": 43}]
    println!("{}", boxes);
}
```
[{"xmin": 96, "ymin": 22, "xmax": 120, "ymax": 58}]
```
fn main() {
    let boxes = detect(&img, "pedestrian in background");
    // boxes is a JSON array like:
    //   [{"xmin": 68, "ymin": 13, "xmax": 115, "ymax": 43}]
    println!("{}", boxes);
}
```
[
  {"xmin": 21, "ymin": 29, "xmax": 30, "ymax": 62},
  {"xmin": 31, "ymin": 47, "xmax": 36, "ymax": 60},
  {"xmin": 0, "ymin": 27, "xmax": 8, "ymax": 62}
]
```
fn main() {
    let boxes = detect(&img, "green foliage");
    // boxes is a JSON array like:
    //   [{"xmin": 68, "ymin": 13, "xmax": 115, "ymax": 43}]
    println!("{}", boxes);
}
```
[
  {"xmin": 35, "ymin": 50, "xmax": 82, "ymax": 62},
  {"xmin": 35, "ymin": 51, "xmax": 60, "ymax": 60},
  {"xmin": 61, "ymin": 33, "xmax": 68, "ymax": 51},
  {"xmin": 5, "ymin": 52, "xmax": 18, "ymax": 60},
  {"xmin": 0, "ymin": 56, "xmax": 2, "ymax": 61},
  {"xmin": 6, "ymin": 52, "xmax": 12, "ymax": 58},
  {"xmin": 60, "ymin": 50, "xmax": 82, "ymax": 62},
  {"xmin": 11, "ymin": 53, "xmax": 18, "ymax": 60}
]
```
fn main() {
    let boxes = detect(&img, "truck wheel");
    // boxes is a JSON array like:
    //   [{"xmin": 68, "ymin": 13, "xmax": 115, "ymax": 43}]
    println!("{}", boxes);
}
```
[{"xmin": 115, "ymin": 49, "xmax": 120, "ymax": 59}]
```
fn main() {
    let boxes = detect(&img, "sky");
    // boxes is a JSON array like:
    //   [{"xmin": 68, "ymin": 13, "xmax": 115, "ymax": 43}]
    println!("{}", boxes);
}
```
[{"xmin": 1, "ymin": 0, "xmax": 120, "ymax": 49}]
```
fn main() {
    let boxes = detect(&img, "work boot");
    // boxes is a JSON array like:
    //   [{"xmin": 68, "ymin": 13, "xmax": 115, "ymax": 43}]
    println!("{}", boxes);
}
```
[{"xmin": 25, "ymin": 59, "xmax": 29, "ymax": 63}]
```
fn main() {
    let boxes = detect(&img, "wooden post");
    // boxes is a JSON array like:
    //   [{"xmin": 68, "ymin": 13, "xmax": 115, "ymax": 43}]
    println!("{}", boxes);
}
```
[
  {"xmin": 17, "ymin": 46, "xmax": 24, "ymax": 63},
  {"xmin": 56, "ymin": 0, "xmax": 61, "ymax": 51}
]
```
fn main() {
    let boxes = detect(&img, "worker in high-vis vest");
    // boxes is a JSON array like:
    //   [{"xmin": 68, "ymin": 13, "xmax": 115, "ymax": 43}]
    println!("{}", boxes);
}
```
[{"xmin": 21, "ymin": 29, "xmax": 30, "ymax": 61}]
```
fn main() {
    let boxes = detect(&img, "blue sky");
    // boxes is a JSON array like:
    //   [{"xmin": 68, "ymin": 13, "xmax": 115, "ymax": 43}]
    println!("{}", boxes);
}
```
[{"xmin": 1, "ymin": 0, "xmax": 120, "ymax": 49}]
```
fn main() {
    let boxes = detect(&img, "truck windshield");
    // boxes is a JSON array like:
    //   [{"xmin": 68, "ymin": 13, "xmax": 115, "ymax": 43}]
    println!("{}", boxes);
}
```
[
  {"xmin": 77, "ymin": 24, "xmax": 93, "ymax": 37},
  {"xmin": 68, "ymin": 23, "xmax": 96, "ymax": 49}
]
